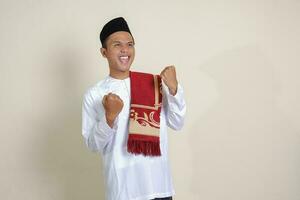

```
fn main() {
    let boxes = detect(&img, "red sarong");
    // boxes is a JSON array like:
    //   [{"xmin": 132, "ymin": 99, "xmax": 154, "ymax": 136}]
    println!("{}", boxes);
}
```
[{"xmin": 127, "ymin": 71, "xmax": 162, "ymax": 156}]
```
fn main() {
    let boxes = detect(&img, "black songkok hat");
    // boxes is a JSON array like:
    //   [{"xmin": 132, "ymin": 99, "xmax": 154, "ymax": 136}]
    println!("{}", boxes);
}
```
[{"xmin": 100, "ymin": 17, "xmax": 132, "ymax": 47}]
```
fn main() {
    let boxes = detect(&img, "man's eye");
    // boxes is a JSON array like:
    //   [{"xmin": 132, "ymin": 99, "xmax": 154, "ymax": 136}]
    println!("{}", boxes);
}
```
[
  {"xmin": 114, "ymin": 43, "xmax": 120, "ymax": 47},
  {"xmin": 128, "ymin": 43, "xmax": 134, "ymax": 47}
]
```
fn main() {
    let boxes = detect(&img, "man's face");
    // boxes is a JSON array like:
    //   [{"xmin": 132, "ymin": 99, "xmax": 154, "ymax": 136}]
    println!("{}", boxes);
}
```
[{"xmin": 101, "ymin": 31, "xmax": 135, "ymax": 76}]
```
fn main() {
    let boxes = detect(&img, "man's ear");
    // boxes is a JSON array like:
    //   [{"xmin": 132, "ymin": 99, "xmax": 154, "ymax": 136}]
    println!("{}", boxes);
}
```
[{"xmin": 100, "ymin": 48, "xmax": 107, "ymax": 58}]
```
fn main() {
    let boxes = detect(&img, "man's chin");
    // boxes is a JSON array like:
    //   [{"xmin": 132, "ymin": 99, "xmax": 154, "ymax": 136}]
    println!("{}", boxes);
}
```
[{"xmin": 119, "ymin": 64, "xmax": 132, "ymax": 71}]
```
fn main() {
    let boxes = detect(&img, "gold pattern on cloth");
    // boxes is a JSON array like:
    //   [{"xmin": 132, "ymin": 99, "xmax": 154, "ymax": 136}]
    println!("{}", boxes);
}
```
[{"xmin": 129, "ymin": 75, "xmax": 162, "ymax": 137}]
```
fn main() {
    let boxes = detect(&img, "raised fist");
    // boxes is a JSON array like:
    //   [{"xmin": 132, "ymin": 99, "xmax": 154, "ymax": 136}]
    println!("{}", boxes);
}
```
[
  {"xmin": 160, "ymin": 65, "xmax": 178, "ymax": 96},
  {"xmin": 102, "ymin": 93, "xmax": 124, "ymax": 127}
]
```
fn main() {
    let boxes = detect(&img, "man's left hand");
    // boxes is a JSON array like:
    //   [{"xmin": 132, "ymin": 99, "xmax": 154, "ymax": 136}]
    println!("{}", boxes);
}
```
[{"xmin": 160, "ymin": 65, "xmax": 178, "ymax": 96}]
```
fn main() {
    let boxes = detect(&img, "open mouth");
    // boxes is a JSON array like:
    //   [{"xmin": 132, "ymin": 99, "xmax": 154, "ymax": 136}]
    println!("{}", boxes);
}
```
[{"xmin": 119, "ymin": 55, "xmax": 130, "ymax": 64}]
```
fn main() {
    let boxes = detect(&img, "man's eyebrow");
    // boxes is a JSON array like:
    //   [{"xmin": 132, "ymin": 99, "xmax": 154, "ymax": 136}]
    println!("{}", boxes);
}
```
[
  {"xmin": 111, "ymin": 41, "xmax": 121, "ymax": 44},
  {"xmin": 111, "ymin": 40, "xmax": 134, "ymax": 44}
]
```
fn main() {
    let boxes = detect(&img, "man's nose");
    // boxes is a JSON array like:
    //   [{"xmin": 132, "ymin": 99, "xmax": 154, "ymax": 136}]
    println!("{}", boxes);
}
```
[{"xmin": 120, "ymin": 45, "xmax": 128, "ymax": 53}]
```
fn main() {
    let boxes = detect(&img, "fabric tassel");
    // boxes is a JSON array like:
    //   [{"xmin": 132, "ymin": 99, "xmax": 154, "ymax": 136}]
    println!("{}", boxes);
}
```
[{"xmin": 127, "ymin": 134, "xmax": 161, "ymax": 156}]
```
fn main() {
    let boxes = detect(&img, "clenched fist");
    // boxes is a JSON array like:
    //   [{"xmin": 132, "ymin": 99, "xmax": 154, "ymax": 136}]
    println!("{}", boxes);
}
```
[
  {"xmin": 102, "ymin": 93, "xmax": 124, "ymax": 127},
  {"xmin": 160, "ymin": 65, "xmax": 178, "ymax": 96}
]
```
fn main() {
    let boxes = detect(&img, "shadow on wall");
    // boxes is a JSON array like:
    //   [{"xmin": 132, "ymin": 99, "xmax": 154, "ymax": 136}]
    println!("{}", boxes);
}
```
[
  {"xmin": 188, "ymin": 45, "xmax": 297, "ymax": 200},
  {"xmin": 33, "ymin": 43, "xmax": 105, "ymax": 200}
]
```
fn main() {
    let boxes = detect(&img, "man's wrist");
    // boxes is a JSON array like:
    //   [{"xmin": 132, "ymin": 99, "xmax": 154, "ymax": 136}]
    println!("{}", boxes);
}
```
[
  {"xmin": 168, "ymin": 85, "xmax": 178, "ymax": 96},
  {"xmin": 105, "ymin": 113, "xmax": 117, "ymax": 128}
]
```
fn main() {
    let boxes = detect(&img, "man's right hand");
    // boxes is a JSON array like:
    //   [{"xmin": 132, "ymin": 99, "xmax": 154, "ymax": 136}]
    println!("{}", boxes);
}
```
[{"xmin": 102, "ymin": 93, "xmax": 124, "ymax": 128}]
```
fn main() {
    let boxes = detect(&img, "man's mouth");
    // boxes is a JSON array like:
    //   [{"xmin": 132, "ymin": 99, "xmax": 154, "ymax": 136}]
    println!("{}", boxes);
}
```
[{"xmin": 119, "ymin": 55, "xmax": 130, "ymax": 64}]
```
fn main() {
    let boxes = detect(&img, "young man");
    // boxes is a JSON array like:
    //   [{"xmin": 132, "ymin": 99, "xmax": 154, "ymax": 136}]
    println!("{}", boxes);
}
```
[{"xmin": 82, "ymin": 17, "xmax": 186, "ymax": 200}]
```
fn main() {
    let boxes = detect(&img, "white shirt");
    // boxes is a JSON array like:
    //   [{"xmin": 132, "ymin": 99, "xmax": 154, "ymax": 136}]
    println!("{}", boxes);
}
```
[{"xmin": 82, "ymin": 75, "xmax": 186, "ymax": 200}]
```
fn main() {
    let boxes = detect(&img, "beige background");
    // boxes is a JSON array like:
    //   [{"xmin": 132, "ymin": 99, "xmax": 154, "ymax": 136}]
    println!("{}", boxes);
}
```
[{"xmin": 1, "ymin": 0, "xmax": 299, "ymax": 199}]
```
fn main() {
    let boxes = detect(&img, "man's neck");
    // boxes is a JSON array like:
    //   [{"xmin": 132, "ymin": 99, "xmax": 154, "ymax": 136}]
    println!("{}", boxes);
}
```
[{"xmin": 109, "ymin": 70, "xmax": 130, "ymax": 80}]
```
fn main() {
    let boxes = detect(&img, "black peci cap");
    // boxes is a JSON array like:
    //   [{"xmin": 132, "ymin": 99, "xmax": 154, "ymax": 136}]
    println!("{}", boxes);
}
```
[{"xmin": 100, "ymin": 17, "xmax": 133, "ymax": 47}]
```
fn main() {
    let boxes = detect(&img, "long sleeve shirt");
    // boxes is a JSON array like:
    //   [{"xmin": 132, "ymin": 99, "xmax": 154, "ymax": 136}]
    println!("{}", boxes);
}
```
[{"xmin": 82, "ymin": 75, "xmax": 186, "ymax": 200}]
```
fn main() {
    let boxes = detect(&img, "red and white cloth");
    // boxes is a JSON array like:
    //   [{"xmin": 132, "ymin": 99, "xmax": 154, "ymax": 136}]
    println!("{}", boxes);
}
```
[{"xmin": 128, "ymin": 71, "xmax": 163, "ymax": 156}]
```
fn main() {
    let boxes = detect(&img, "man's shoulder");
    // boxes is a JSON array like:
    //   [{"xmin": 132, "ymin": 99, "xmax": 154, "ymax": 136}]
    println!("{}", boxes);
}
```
[{"xmin": 83, "ymin": 77, "xmax": 108, "ymax": 100}]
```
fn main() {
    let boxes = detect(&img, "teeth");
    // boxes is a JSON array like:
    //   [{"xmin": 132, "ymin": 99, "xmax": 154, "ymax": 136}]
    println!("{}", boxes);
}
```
[{"xmin": 120, "ymin": 56, "xmax": 129, "ymax": 63}]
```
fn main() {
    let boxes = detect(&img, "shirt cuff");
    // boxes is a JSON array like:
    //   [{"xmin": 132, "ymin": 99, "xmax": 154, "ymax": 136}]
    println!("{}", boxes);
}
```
[
  {"xmin": 96, "ymin": 115, "xmax": 118, "ymax": 136},
  {"xmin": 163, "ymin": 82, "xmax": 186, "ymax": 112}
]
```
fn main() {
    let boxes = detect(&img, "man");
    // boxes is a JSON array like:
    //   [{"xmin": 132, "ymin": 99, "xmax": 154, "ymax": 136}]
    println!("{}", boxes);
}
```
[{"xmin": 82, "ymin": 17, "xmax": 186, "ymax": 200}]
